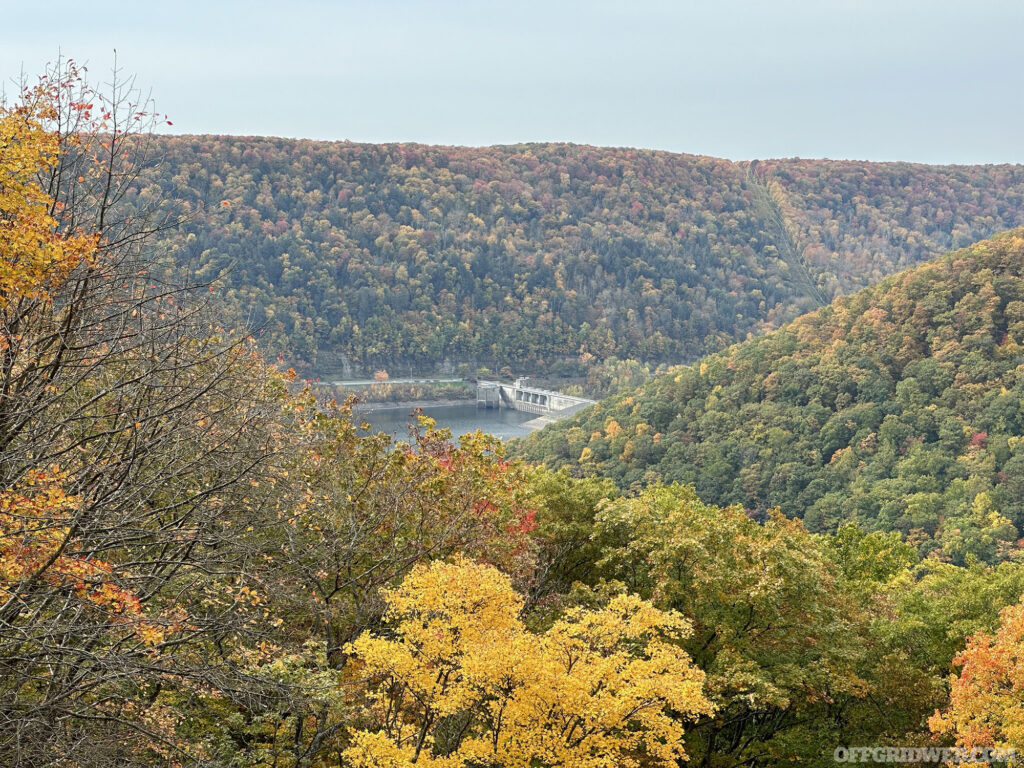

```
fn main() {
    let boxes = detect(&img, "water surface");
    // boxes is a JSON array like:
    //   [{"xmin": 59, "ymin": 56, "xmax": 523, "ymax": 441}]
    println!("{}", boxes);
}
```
[{"xmin": 359, "ymin": 404, "xmax": 536, "ymax": 442}]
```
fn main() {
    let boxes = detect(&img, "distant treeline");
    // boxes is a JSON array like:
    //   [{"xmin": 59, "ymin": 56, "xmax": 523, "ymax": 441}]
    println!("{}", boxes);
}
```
[{"xmin": 130, "ymin": 138, "xmax": 1024, "ymax": 373}]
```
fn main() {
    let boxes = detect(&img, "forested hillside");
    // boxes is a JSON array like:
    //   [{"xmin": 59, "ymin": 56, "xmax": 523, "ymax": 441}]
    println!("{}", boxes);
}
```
[
  {"xmin": 133, "ymin": 137, "xmax": 1024, "ymax": 373},
  {"xmin": 517, "ymin": 231, "xmax": 1024, "ymax": 563}
]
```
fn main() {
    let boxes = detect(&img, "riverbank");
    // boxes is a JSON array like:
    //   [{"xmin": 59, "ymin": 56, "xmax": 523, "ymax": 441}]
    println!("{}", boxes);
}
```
[
  {"xmin": 521, "ymin": 414, "xmax": 560, "ymax": 430},
  {"xmin": 353, "ymin": 399, "xmax": 477, "ymax": 413},
  {"xmin": 324, "ymin": 379, "xmax": 475, "ymax": 406}
]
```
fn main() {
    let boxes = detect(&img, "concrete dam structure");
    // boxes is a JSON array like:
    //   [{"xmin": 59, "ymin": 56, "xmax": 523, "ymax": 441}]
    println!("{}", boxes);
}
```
[{"xmin": 476, "ymin": 379, "xmax": 595, "ymax": 427}]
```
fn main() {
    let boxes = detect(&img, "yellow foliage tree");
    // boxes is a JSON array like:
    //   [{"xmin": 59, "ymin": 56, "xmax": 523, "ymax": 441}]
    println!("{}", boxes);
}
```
[
  {"xmin": 0, "ymin": 94, "xmax": 96, "ymax": 305},
  {"xmin": 604, "ymin": 419, "xmax": 623, "ymax": 439},
  {"xmin": 345, "ymin": 558, "xmax": 711, "ymax": 768}
]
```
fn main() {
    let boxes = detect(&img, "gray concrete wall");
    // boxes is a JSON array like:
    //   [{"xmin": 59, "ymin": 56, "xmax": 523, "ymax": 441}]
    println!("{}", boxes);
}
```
[{"xmin": 476, "ymin": 381, "xmax": 595, "ymax": 416}]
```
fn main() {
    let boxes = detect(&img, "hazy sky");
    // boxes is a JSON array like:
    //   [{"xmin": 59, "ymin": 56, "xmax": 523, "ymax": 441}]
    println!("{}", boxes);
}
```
[{"xmin": 3, "ymin": 0, "xmax": 1023, "ymax": 164}]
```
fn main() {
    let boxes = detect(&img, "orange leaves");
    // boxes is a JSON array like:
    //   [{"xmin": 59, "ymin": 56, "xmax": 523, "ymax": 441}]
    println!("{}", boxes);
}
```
[
  {"xmin": 0, "ymin": 466, "xmax": 79, "ymax": 598},
  {"xmin": 930, "ymin": 600, "xmax": 1024, "ymax": 750},
  {"xmin": 0, "ymin": 467, "xmax": 166, "ymax": 645}
]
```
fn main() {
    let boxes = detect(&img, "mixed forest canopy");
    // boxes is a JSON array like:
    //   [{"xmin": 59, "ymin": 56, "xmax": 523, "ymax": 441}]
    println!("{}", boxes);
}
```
[
  {"xmin": 133, "ymin": 137, "xmax": 1024, "ymax": 375},
  {"xmin": 518, "ymin": 230, "xmax": 1024, "ymax": 565}
]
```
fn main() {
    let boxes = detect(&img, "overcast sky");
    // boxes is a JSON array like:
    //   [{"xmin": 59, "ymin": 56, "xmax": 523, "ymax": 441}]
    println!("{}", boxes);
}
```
[{"xmin": 3, "ymin": 0, "xmax": 1023, "ymax": 164}]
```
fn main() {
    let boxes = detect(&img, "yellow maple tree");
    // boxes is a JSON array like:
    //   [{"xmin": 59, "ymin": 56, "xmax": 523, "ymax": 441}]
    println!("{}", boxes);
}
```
[
  {"xmin": 345, "ymin": 557, "xmax": 712, "ymax": 768},
  {"xmin": 0, "ymin": 93, "xmax": 96, "ymax": 306}
]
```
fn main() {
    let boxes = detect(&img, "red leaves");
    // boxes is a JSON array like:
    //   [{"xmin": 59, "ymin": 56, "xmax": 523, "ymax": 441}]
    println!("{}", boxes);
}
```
[{"xmin": 512, "ymin": 509, "xmax": 537, "ymax": 534}]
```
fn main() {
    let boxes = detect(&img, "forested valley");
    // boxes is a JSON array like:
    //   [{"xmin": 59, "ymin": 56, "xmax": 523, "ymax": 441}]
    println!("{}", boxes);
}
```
[
  {"xmin": 135, "ymin": 135, "xmax": 1024, "ymax": 376},
  {"xmin": 2, "ymin": 63, "xmax": 1024, "ymax": 768}
]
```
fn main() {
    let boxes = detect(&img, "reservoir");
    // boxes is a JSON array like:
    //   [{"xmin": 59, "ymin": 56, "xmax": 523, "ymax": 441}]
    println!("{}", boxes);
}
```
[{"xmin": 358, "ymin": 403, "xmax": 538, "ymax": 442}]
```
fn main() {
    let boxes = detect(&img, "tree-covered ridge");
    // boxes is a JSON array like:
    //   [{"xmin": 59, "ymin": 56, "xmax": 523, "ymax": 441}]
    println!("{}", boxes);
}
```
[
  {"xmin": 517, "ymin": 230, "xmax": 1024, "ymax": 564},
  {"xmin": 755, "ymin": 159, "xmax": 1024, "ymax": 297},
  {"xmin": 134, "ymin": 138, "xmax": 1024, "ymax": 373},
  {"xmin": 141, "ymin": 139, "xmax": 784, "ymax": 372}
]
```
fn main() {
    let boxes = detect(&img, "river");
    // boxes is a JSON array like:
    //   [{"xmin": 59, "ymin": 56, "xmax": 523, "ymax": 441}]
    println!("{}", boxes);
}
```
[{"xmin": 358, "ymin": 403, "xmax": 538, "ymax": 442}]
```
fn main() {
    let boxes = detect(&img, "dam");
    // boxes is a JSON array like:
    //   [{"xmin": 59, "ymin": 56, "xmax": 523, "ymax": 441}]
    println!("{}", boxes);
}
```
[{"xmin": 476, "ymin": 378, "xmax": 595, "ymax": 427}]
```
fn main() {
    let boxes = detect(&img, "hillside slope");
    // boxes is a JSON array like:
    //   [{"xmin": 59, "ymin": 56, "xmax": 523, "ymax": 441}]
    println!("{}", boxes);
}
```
[
  {"xmin": 516, "ymin": 231, "xmax": 1024, "ymax": 562},
  {"xmin": 133, "ymin": 138, "xmax": 1024, "ymax": 373}
]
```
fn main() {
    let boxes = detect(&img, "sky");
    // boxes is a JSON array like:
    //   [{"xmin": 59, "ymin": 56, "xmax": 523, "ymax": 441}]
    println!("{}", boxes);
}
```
[{"xmin": 2, "ymin": 0, "xmax": 1023, "ymax": 164}]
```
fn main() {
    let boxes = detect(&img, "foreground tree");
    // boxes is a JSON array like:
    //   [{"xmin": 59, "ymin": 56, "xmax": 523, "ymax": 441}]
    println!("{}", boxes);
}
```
[
  {"xmin": 191, "ymin": 413, "xmax": 541, "ymax": 767},
  {"xmin": 930, "ymin": 599, "xmax": 1024, "ymax": 751},
  {"xmin": 0, "ymin": 61, "xmax": 293, "ymax": 764},
  {"xmin": 594, "ymin": 484, "xmax": 865, "ymax": 767},
  {"xmin": 344, "ymin": 558, "xmax": 712, "ymax": 768},
  {"xmin": 281, "ymin": 410, "xmax": 539, "ymax": 657}
]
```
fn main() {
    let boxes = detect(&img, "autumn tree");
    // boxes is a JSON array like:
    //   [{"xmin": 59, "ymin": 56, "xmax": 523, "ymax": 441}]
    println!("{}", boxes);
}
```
[
  {"xmin": 193, "ymin": 411, "xmax": 542, "ymax": 766},
  {"xmin": 279, "ymin": 410, "xmax": 538, "ymax": 655},
  {"xmin": 594, "ymin": 484, "xmax": 864, "ymax": 767},
  {"xmin": 0, "ymin": 60, "xmax": 294, "ymax": 765},
  {"xmin": 929, "ymin": 599, "xmax": 1024, "ymax": 751},
  {"xmin": 524, "ymin": 468, "xmax": 619, "ymax": 606},
  {"xmin": 344, "ymin": 557, "xmax": 712, "ymax": 768}
]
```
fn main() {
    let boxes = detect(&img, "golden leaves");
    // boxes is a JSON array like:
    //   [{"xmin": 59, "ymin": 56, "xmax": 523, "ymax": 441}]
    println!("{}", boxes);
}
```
[
  {"xmin": 345, "ymin": 558, "xmax": 711, "ymax": 768},
  {"xmin": 0, "ymin": 100, "xmax": 97, "ymax": 306}
]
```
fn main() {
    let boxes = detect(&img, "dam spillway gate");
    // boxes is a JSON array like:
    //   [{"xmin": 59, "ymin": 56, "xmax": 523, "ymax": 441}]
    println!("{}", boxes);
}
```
[{"xmin": 476, "ymin": 379, "xmax": 595, "ymax": 418}]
